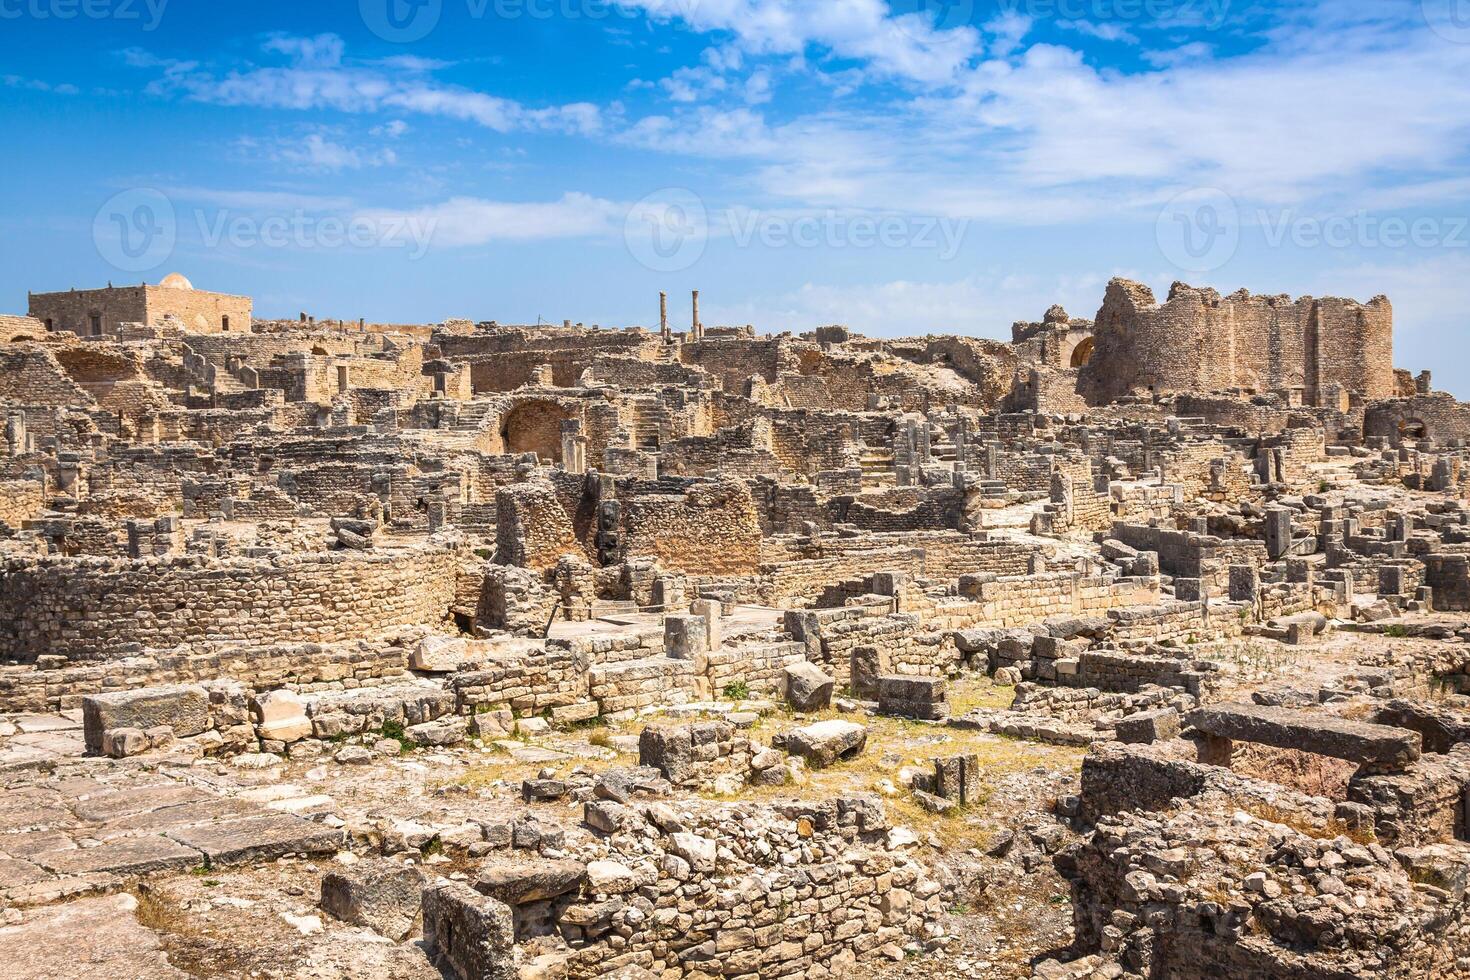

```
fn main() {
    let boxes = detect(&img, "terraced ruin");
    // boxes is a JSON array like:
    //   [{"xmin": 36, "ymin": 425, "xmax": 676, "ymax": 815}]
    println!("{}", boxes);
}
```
[{"xmin": 3, "ymin": 276, "xmax": 1470, "ymax": 978}]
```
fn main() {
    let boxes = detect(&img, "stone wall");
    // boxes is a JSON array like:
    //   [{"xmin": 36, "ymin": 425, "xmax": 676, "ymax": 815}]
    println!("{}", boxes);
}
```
[
  {"xmin": 0, "ymin": 540, "xmax": 460, "ymax": 662},
  {"xmin": 1080, "ymin": 279, "xmax": 1393, "ymax": 407}
]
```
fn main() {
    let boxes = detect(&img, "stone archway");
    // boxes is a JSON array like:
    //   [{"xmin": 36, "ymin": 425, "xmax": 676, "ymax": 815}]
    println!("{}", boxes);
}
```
[
  {"xmin": 1399, "ymin": 418, "xmax": 1429, "ymax": 442},
  {"xmin": 499, "ymin": 400, "xmax": 570, "ymax": 463},
  {"xmin": 1069, "ymin": 337, "xmax": 1095, "ymax": 369}
]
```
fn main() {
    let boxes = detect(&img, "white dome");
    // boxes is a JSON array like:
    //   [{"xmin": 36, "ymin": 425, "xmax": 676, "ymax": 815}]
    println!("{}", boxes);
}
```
[{"xmin": 158, "ymin": 272, "xmax": 194, "ymax": 290}]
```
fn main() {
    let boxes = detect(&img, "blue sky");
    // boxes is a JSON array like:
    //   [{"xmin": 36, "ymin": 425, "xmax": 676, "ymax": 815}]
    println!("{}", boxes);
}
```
[{"xmin": 4, "ymin": 0, "xmax": 1470, "ymax": 393}]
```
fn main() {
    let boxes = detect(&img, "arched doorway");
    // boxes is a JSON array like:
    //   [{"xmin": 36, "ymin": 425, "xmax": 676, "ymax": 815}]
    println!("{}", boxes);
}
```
[
  {"xmin": 499, "ymin": 400, "xmax": 570, "ymax": 463},
  {"xmin": 1399, "ymin": 418, "xmax": 1428, "ymax": 442},
  {"xmin": 1069, "ymin": 337, "xmax": 1095, "ymax": 369}
]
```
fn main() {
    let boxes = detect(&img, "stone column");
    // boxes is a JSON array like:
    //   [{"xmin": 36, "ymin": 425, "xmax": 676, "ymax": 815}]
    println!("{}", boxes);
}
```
[
  {"xmin": 4, "ymin": 413, "xmax": 24, "ymax": 456},
  {"xmin": 659, "ymin": 291, "xmax": 669, "ymax": 342},
  {"xmin": 689, "ymin": 598, "xmax": 723, "ymax": 650},
  {"xmin": 560, "ymin": 420, "xmax": 586, "ymax": 475},
  {"xmin": 664, "ymin": 614, "xmax": 709, "ymax": 673},
  {"xmin": 1264, "ymin": 507, "xmax": 1293, "ymax": 559},
  {"xmin": 691, "ymin": 290, "xmax": 702, "ymax": 341}
]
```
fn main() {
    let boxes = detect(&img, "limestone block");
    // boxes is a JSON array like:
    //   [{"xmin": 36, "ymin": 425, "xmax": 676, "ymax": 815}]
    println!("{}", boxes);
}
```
[
  {"xmin": 82, "ymin": 685, "xmax": 210, "ymax": 753},
  {"xmin": 783, "ymin": 661, "xmax": 835, "ymax": 712},
  {"xmin": 1114, "ymin": 708, "xmax": 1181, "ymax": 744},
  {"xmin": 252, "ymin": 690, "xmax": 311, "ymax": 744},
  {"xmin": 784, "ymin": 720, "xmax": 867, "ymax": 769},
  {"xmin": 422, "ymin": 880, "xmax": 517, "ymax": 980},
  {"xmin": 320, "ymin": 860, "xmax": 425, "ymax": 941},
  {"xmin": 101, "ymin": 727, "xmax": 149, "ymax": 758},
  {"xmin": 411, "ymin": 636, "xmax": 471, "ymax": 673}
]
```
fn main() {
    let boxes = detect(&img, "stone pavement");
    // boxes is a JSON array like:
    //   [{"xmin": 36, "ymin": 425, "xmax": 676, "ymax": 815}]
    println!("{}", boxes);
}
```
[
  {"xmin": 0, "ymin": 763, "xmax": 343, "ymax": 907},
  {"xmin": 0, "ymin": 893, "xmax": 190, "ymax": 980}
]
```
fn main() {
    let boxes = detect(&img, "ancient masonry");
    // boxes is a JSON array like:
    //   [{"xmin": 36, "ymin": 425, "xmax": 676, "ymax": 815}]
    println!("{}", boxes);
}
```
[{"xmin": 2, "ymin": 273, "xmax": 1470, "ymax": 979}]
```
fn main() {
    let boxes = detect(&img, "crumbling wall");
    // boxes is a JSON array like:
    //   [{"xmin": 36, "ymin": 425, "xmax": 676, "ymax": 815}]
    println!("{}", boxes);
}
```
[{"xmin": 1080, "ymin": 279, "xmax": 1393, "ymax": 407}]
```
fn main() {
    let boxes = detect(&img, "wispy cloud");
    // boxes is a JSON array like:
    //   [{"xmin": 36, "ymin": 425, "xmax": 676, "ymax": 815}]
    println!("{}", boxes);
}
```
[{"xmin": 131, "ymin": 34, "xmax": 601, "ymax": 136}]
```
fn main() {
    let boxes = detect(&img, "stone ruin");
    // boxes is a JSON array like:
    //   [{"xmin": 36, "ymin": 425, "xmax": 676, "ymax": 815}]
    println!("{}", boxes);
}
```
[{"xmin": 2, "ymin": 276, "xmax": 1470, "ymax": 978}]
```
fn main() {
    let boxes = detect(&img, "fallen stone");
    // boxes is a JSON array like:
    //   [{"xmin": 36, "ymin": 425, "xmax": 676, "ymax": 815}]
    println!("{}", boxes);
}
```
[
  {"xmin": 320, "ymin": 860, "xmax": 425, "ymax": 941},
  {"xmin": 784, "ymin": 720, "xmax": 867, "ymax": 769},
  {"xmin": 1114, "ymin": 708, "xmax": 1181, "ymax": 745},
  {"xmin": 783, "ymin": 661, "xmax": 835, "ymax": 712},
  {"xmin": 82, "ymin": 686, "xmax": 209, "ymax": 753},
  {"xmin": 474, "ymin": 859, "xmax": 587, "ymax": 905},
  {"xmin": 101, "ymin": 727, "xmax": 149, "ymax": 759},
  {"xmin": 422, "ymin": 879, "xmax": 516, "ymax": 980}
]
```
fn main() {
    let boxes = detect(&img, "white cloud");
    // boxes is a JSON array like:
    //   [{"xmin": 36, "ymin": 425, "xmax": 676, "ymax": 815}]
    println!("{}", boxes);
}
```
[
  {"xmin": 370, "ymin": 120, "xmax": 410, "ymax": 139},
  {"xmin": 707, "ymin": 270, "xmax": 1116, "ymax": 339},
  {"xmin": 3, "ymin": 75, "xmax": 80, "ymax": 95},
  {"xmin": 1057, "ymin": 20, "xmax": 1139, "ymax": 44},
  {"xmin": 138, "ymin": 34, "xmax": 601, "ymax": 137},
  {"xmin": 355, "ymin": 193, "xmax": 625, "ymax": 247},
  {"xmin": 616, "ymin": 0, "xmax": 983, "ymax": 86},
  {"xmin": 278, "ymin": 133, "xmax": 397, "ymax": 171}
]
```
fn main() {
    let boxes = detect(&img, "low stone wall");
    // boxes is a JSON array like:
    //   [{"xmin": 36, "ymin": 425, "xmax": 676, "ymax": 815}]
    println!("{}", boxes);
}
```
[
  {"xmin": 0, "ymin": 638, "xmax": 417, "ymax": 713},
  {"xmin": 467, "ymin": 795, "xmax": 948, "ymax": 979},
  {"xmin": 0, "ymin": 538, "xmax": 462, "ymax": 662}
]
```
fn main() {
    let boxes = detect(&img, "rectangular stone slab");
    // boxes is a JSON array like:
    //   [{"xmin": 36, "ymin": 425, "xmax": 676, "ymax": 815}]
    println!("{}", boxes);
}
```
[
  {"xmin": 1188, "ymin": 702, "xmax": 1421, "ymax": 768},
  {"xmin": 80, "ymin": 685, "xmax": 210, "ymax": 752},
  {"xmin": 33, "ymin": 834, "xmax": 202, "ymax": 877},
  {"xmin": 71, "ymin": 785, "xmax": 214, "ymax": 824},
  {"xmin": 165, "ymin": 813, "xmax": 343, "ymax": 866}
]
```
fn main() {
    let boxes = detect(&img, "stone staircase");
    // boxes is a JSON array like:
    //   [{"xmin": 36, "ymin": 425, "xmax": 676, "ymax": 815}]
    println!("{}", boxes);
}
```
[
  {"xmin": 860, "ymin": 447, "xmax": 896, "ymax": 486},
  {"xmin": 631, "ymin": 400, "xmax": 662, "ymax": 451},
  {"xmin": 451, "ymin": 401, "xmax": 494, "ymax": 433}
]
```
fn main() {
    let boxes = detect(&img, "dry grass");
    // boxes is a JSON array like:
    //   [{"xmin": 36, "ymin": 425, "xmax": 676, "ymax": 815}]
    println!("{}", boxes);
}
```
[
  {"xmin": 715, "ymin": 703, "xmax": 1085, "ymax": 846},
  {"xmin": 1243, "ymin": 802, "xmax": 1376, "ymax": 845},
  {"xmin": 133, "ymin": 885, "xmax": 261, "ymax": 979},
  {"xmin": 948, "ymin": 675, "xmax": 1017, "ymax": 715}
]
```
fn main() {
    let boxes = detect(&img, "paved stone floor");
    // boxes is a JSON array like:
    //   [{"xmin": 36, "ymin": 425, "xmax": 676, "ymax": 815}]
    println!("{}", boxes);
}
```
[{"xmin": 0, "ymin": 722, "xmax": 343, "ymax": 908}]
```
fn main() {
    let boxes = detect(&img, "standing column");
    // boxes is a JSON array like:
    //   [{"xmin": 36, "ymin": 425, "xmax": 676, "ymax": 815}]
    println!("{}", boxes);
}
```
[
  {"xmin": 691, "ymin": 290, "xmax": 702, "ymax": 341},
  {"xmin": 659, "ymin": 291, "xmax": 669, "ymax": 342}
]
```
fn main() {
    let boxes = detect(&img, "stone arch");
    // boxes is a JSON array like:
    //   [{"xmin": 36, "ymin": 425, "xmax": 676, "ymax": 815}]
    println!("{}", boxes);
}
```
[
  {"xmin": 499, "ymin": 399, "xmax": 571, "ymax": 463},
  {"xmin": 1400, "ymin": 418, "xmax": 1429, "ymax": 442},
  {"xmin": 1068, "ymin": 337, "xmax": 1095, "ymax": 369}
]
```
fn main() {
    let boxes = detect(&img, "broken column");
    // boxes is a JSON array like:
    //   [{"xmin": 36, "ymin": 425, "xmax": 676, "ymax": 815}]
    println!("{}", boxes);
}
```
[
  {"xmin": 664, "ymin": 614, "xmax": 709, "ymax": 673},
  {"xmin": 1264, "ymin": 507, "xmax": 1293, "ymax": 559},
  {"xmin": 560, "ymin": 420, "xmax": 587, "ymax": 475}
]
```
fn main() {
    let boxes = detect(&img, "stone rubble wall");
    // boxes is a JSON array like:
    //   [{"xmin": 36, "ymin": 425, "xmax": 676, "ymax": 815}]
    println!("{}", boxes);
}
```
[{"xmin": 0, "ymin": 539, "xmax": 461, "ymax": 662}]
